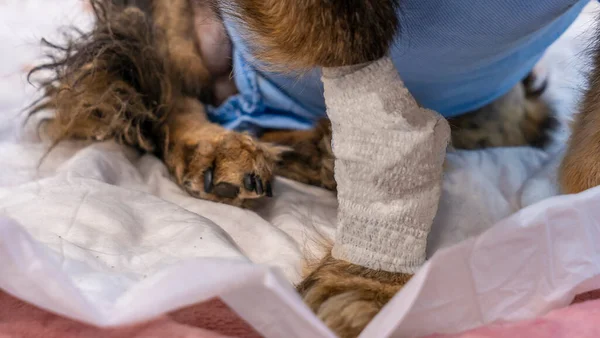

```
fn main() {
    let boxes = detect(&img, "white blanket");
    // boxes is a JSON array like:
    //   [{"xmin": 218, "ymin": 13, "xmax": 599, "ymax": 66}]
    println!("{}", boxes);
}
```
[{"xmin": 2, "ymin": 1, "xmax": 600, "ymax": 337}]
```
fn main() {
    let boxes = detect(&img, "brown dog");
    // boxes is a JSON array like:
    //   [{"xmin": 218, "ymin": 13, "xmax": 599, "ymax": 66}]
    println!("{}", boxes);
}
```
[{"xmin": 29, "ymin": 1, "xmax": 557, "ymax": 336}]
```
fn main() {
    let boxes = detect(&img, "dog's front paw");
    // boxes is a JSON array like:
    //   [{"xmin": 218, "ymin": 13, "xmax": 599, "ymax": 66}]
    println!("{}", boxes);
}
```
[
  {"xmin": 167, "ymin": 129, "xmax": 284, "ymax": 207},
  {"xmin": 297, "ymin": 254, "xmax": 412, "ymax": 338}
]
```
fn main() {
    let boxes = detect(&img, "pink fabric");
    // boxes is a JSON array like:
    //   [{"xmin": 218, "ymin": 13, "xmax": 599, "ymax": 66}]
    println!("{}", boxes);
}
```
[
  {"xmin": 0, "ymin": 291, "xmax": 261, "ymax": 338},
  {"xmin": 425, "ymin": 293, "xmax": 600, "ymax": 338},
  {"xmin": 1, "ymin": 288, "xmax": 599, "ymax": 337}
]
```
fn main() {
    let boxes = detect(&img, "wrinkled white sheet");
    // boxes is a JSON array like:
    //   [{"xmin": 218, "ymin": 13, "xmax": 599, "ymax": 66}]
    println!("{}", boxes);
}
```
[{"xmin": 1, "ymin": 1, "xmax": 600, "ymax": 337}]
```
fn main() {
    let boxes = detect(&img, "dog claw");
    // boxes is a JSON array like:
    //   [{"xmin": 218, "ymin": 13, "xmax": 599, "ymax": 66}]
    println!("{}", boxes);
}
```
[
  {"xmin": 244, "ymin": 174, "xmax": 255, "ymax": 192},
  {"xmin": 203, "ymin": 168, "xmax": 214, "ymax": 193},
  {"xmin": 255, "ymin": 177, "xmax": 264, "ymax": 195},
  {"xmin": 266, "ymin": 181, "xmax": 273, "ymax": 197}
]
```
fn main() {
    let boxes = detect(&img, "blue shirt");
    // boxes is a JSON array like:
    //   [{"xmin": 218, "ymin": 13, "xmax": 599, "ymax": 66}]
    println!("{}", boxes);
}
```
[{"xmin": 209, "ymin": 0, "xmax": 588, "ymax": 132}]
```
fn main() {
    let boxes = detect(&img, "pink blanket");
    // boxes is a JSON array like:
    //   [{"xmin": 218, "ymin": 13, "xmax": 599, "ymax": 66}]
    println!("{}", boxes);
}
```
[
  {"xmin": 1, "ymin": 290, "xmax": 600, "ymax": 338},
  {"xmin": 0, "ymin": 291, "xmax": 261, "ymax": 338},
  {"xmin": 426, "ymin": 291, "xmax": 600, "ymax": 338}
]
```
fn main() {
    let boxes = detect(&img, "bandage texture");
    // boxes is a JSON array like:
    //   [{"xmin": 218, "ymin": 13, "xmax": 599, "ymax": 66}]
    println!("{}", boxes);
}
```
[{"xmin": 322, "ymin": 57, "xmax": 450, "ymax": 273}]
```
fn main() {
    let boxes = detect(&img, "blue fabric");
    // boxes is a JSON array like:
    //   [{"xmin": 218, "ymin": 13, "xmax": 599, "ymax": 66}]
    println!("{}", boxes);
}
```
[{"xmin": 208, "ymin": 0, "xmax": 589, "ymax": 132}]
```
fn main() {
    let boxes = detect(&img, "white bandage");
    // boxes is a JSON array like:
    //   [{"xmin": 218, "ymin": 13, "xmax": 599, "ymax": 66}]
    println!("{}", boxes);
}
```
[{"xmin": 322, "ymin": 57, "xmax": 450, "ymax": 273}]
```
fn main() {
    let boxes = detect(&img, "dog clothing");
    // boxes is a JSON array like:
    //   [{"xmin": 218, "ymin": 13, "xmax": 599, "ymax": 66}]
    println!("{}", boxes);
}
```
[{"xmin": 211, "ymin": 0, "xmax": 588, "ymax": 132}]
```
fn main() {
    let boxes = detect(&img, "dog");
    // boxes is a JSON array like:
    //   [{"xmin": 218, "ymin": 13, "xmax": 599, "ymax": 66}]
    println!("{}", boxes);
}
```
[{"xmin": 29, "ymin": 1, "xmax": 578, "ymax": 336}]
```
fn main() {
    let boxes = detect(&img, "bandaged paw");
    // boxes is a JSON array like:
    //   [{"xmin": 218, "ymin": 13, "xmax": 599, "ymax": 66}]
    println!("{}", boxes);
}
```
[{"xmin": 321, "ymin": 57, "xmax": 450, "ymax": 273}]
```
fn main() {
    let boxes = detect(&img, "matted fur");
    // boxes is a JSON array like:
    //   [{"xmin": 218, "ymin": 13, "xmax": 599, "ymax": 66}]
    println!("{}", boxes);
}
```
[
  {"xmin": 28, "ymin": 0, "xmax": 282, "ymax": 206},
  {"xmin": 28, "ymin": 1, "xmax": 173, "ymax": 152}
]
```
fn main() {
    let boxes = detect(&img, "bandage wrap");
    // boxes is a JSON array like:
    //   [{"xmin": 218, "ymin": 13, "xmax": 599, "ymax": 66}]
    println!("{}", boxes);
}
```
[{"xmin": 322, "ymin": 57, "xmax": 450, "ymax": 273}]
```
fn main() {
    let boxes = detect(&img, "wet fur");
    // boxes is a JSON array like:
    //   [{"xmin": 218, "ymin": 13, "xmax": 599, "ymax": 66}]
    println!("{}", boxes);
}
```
[{"xmin": 28, "ymin": 1, "xmax": 556, "ymax": 337}]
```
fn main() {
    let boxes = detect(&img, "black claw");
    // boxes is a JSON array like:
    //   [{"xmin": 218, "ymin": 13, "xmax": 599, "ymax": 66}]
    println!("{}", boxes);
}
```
[
  {"xmin": 255, "ymin": 177, "xmax": 264, "ymax": 195},
  {"xmin": 213, "ymin": 182, "xmax": 240, "ymax": 199},
  {"xmin": 265, "ymin": 181, "xmax": 273, "ymax": 197},
  {"xmin": 244, "ymin": 174, "xmax": 255, "ymax": 191},
  {"xmin": 203, "ymin": 168, "xmax": 214, "ymax": 193}
]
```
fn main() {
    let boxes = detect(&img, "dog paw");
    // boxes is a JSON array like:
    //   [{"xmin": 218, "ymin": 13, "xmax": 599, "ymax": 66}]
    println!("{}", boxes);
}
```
[
  {"xmin": 297, "ymin": 254, "xmax": 411, "ymax": 338},
  {"xmin": 167, "ymin": 130, "xmax": 284, "ymax": 207},
  {"xmin": 260, "ymin": 118, "xmax": 336, "ymax": 191}
]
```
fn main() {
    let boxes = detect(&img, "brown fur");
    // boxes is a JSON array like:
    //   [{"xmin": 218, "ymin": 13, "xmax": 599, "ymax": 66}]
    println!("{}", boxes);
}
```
[
  {"xmin": 260, "ymin": 119, "xmax": 336, "ymax": 190},
  {"xmin": 298, "ymin": 252, "xmax": 411, "ymax": 338},
  {"xmin": 449, "ymin": 78, "xmax": 554, "ymax": 149},
  {"xmin": 29, "ymin": 1, "xmax": 280, "ymax": 205},
  {"xmin": 559, "ymin": 24, "xmax": 600, "ymax": 194},
  {"xmin": 164, "ymin": 97, "xmax": 282, "ymax": 207},
  {"xmin": 27, "ymin": 1, "xmax": 557, "ymax": 337},
  {"xmin": 152, "ymin": 0, "xmax": 212, "ymax": 99},
  {"xmin": 29, "ymin": 4, "xmax": 171, "ymax": 151},
  {"xmin": 221, "ymin": 0, "xmax": 400, "ymax": 69}
]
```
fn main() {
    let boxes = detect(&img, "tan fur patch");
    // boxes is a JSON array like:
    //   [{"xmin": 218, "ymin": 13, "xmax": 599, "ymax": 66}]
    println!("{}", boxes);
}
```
[
  {"xmin": 153, "ymin": 0, "xmax": 211, "ymax": 97},
  {"xmin": 449, "ymin": 81, "xmax": 554, "ymax": 150},
  {"xmin": 164, "ymin": 98, "xmax": 283, "ymax": 206},
  {"xmin": 220, "ymin": 0, "xmax": 400, "ymax": 69},
  {"xmin": 560, "ymin": 92, "xmax": 600, "ymax": 191},
  {"xmin": 298, "ymin": 252, "xmax": 411, "ymax": 338}
]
